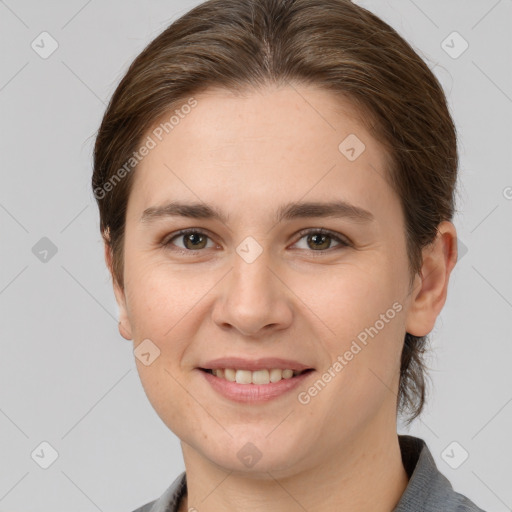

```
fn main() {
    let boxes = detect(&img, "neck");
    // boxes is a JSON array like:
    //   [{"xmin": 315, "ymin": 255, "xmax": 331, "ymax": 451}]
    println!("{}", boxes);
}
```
[{"xmin": 178, "ymin": 422, "xmax": 409, "ymax": 512}]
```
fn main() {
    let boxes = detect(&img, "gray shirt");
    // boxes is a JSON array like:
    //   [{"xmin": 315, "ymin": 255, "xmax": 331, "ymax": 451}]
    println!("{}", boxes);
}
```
[{"xmin": 131, "ymin": 435, "xmax": 486, "ymax": 512}]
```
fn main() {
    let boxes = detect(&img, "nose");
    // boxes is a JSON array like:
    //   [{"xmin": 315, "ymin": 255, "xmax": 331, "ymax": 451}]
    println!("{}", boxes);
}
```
[{"xmin": 211, "ymin": 248, "xmax": 293, "ymax": 337}]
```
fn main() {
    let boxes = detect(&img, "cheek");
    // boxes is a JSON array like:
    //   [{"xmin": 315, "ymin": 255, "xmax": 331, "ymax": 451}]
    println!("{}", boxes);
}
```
[
  {"xmin": 300, "ymin": 260, "xmax": 406, "ymax": 400},
  {"xmin": 298, "ymin": 258, "xmax": 404, "ymax": 339},
  {"xmin": 123, "ymin": 251, "xmax": 204, "ymax": 338},
  {"xmin": 135, "ymin": 358, "xmax": 204, "ymax": 442},
  {"xmin": 126, "ymin": 263, "xmax": 204, "ymax": 427}
]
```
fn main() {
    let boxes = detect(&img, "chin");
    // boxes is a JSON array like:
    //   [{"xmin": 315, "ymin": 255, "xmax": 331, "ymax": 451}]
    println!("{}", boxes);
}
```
[{"xmin": 198, "ymin": 435, "xmax": 308, "ymax": 476}]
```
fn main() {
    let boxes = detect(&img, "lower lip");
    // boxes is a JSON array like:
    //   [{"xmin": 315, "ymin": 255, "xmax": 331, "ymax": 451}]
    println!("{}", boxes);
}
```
[{"xmin": 198, "ymin": 369, "xmax": 314, "ymax": 403}]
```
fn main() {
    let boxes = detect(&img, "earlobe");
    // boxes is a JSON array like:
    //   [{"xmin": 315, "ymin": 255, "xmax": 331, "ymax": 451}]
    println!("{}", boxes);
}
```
[
  {"xmin": 103, "ymin": 239, "xmax": 133, "ymax": 341},
  {"xmin": 115, "ymin": 282, "xmax": 133, "ymax": 341},
  {"xmin": 405, "ymin": 221, "xmax": 458, "ymax": 337},
  {"xmin": 118, "ymin": 320, "xmax": 133, "ymax": 341}
]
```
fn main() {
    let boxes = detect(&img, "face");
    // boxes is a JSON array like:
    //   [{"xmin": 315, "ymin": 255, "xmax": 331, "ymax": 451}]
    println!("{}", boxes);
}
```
[{"xmin": 108, "ymin": 84, "xmax": 441, "ymax": 476}]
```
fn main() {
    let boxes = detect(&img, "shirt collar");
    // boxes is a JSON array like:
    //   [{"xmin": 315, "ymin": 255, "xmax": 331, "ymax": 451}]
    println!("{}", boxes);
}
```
[{"xmin": 393, "ymin": 435, "xmax": 484, "ymax": 511}]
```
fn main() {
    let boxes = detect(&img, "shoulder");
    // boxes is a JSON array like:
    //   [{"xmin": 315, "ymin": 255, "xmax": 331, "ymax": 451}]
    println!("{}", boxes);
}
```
[
  {"xmin": 130, "ymin": 501, "xmax": 157, "ymax": 512},
  {"xmin": 129, "ymin": 471, "xmax": 187, "ymax": 512},
  {"xmin": 394, "ymin": 435, "xmax": 486, "ymax": 512}
]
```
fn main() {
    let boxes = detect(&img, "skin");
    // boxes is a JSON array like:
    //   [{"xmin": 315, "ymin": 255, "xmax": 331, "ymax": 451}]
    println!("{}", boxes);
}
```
[{"xmin": 105, "ymin": 84, "xmax": 458, "ymax": 511}]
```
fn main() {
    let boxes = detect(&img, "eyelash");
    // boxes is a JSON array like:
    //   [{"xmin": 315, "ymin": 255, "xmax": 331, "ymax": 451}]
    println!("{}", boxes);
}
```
[{"xmin": 161, "ymin": 227, "xmax": 351, "ymax": 256}]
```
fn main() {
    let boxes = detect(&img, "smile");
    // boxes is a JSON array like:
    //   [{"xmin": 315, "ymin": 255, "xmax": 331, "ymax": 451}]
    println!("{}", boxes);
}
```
[
  {"xmin": 201, "ymin": 368, "xmax": 312, "ymax": 384},
  {"xmin": 198, "ymin": 367, "xmax": 315, "ymax": 402}
]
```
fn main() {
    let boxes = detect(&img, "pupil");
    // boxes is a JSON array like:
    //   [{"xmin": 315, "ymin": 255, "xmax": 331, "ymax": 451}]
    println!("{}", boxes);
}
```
[
  {"xmin": 186, "ymin": 233, "xmax": 205, "ymax": 249},
  {"xmin": 310, "ymin": 233, "xmax": 329, "ymax": 250}
]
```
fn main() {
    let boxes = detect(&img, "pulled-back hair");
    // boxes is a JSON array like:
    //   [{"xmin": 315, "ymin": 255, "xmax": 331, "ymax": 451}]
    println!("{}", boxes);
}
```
[{"xmin": 92, "ymin": 0, "xmax": 459, "ymax": 425}]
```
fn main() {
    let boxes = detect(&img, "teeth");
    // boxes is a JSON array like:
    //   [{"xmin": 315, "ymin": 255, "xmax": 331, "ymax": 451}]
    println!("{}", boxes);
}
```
[{"xmin": 211, "ymin": 368, "xmax": 301, "ymax": 384}]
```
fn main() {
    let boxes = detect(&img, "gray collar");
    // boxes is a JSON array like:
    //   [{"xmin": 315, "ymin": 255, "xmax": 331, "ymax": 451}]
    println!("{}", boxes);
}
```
[{"xmin": 393, "ymin": 435, "xmax": 485, "ymax": 511}]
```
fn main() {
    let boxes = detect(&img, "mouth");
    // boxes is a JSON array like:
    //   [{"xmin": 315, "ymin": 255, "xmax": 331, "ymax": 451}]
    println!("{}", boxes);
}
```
[
  {"xmin": 198, "ymin": 367, "xmax": 315, "ymax": 385},
  {"xmin": 197, "ymin": 366, "xmax": 316, "ymax": 402}
]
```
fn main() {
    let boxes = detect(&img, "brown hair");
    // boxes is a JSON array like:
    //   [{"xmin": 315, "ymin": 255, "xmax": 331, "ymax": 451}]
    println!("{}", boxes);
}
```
[{"xmin": 92, "ymin": 0, "xmax": 458, "ymax": 425}]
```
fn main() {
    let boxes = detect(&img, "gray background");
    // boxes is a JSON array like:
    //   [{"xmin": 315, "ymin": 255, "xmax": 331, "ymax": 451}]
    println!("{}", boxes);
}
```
[{"xmin": 1, "ymin": 0, "xmax": 511, "ymax": 510}]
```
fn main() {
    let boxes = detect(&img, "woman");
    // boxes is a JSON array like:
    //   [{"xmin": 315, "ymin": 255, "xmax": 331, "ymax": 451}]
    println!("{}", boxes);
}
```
[{"xmin": 92, "ymin": 0, "xmax": 485, "ymax": 510}]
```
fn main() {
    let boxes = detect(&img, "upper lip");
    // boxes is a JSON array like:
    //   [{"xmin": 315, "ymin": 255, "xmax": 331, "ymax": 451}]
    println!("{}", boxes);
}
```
[{"xmin": 199, "ymin": 357, "xmax": 314, "ymax": 372}]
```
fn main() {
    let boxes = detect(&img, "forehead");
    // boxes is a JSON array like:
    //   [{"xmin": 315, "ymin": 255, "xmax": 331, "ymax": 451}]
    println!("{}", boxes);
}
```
[{"xmin": 128, "ymin": 84, "xmax": 398, "ymax": 225}]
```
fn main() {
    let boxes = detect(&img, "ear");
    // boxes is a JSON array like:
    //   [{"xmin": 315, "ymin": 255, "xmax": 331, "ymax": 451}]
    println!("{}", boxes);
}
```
[
  {"xmin": 405, "ymin": 221, "xmax": 458, "ymax": 337},
  {"xmin": 104, "ymin": 239, "xmax": 133, "ymax": 340}
]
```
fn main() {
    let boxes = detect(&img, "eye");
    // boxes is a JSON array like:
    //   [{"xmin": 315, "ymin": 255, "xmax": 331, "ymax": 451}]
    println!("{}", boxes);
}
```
[
  {"xmin": 293, "ymin": 228, "xmax": 350, "ymax": 254},
  {"xmin": 162, "ymin": 228, "xmax": 217, "ymax": 253}
]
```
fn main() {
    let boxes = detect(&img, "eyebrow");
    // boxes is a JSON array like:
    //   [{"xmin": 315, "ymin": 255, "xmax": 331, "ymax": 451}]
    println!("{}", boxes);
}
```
[{"xmin": 140, "ymin": 199, "xmax": 374, "ymax": 225}]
